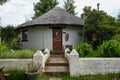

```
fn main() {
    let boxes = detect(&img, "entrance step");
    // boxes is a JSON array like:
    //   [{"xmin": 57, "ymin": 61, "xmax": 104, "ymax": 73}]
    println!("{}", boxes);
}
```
[
  {"xmin": 53, "ymin": 51, "xmax": 64, "ymax": 55},
  {"xmin": 46, "ymin": 56, "xmax": 68, "ymax": 66},
  {"xmin": 44, "ymin": 55, "xmax": 69, "ymax": 76},
  {"xmin": 44, "ymin": 66, "xmax": 69, "ymax": 73}
]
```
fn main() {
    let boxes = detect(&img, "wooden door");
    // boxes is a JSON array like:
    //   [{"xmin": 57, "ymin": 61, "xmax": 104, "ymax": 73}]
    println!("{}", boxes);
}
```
[{"xmin": 53, "ymin": 28, "xmax": 62, "ymax": 51}]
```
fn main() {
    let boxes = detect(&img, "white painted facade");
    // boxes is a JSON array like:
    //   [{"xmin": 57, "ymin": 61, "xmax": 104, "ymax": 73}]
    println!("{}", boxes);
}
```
[
  {"xmin": 62, "ymin": 27, "xmax": 83, "ymax": 49},
  {"xmin": 22, "ymin": 26, "xmax": 82, "ymax": 50}
]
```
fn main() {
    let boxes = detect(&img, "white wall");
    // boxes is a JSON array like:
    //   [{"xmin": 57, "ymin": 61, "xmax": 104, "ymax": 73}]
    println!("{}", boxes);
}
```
[
  {"xmin": 22, "ymin": 26, "xmax": 52, "ymax": 50},
  {"xmin": 22, "ymin": 26, "xmax": 82, "ymax": 50},
  {"xmin": 65, "ymin": 49, "xmax": 120, "ymax": 76},
  {"xmin": 0, "ymin": 59, "xmax": 32, "ymax": 70},
  {"xmin": 62, "ymin": 27, "xmax": 82, "ymax": 49}
]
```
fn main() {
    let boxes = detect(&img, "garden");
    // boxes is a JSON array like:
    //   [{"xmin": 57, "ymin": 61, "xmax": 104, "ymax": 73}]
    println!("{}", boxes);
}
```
[
  {"xmin": 0, "ymin": 42, "xmax": 35, "ymax": 59},
  {"xmin": 3, "ymin": 69, "xmax": 120, "ymax": 80},
  {"xmin": 75, "ymin": 40, "xmax": 120, "ymax": 57}
]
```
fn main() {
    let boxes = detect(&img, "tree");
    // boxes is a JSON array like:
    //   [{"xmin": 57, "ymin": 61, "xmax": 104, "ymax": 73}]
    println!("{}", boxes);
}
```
[
  {"xmin": 81, "ymin": 6, "xmax": 116, "ymax": 49},
  {"xmin": 0, "ymin": 0, "xmax": 8, "ymax": 5},
  {"xmin": 1, "ymin": 25, "xmax": 18, "ymax": 42},
  {"xmin": 32, "ymin": 0, "xmax": 58, "ymax": 19},
  {"xmin": 63, "ymin": 0, "xmax": 76, "ymax": 15}
]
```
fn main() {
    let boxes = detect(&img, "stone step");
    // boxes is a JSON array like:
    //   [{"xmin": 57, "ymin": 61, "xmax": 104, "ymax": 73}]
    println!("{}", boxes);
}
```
[
  {"xmin": 46, "ymin": 63, "xmax": 69, "ymax": 66},
  {"xmin": 46, "ymin": 58, "xmax": 68, "ymax": 66},
  {"xmin": 44, "ymin": 66, "xmax": 69, "ymax": 73},
  {"xmin": 50, "ymin": 55, "xmax": 64, "ymax": 58},
  {"xmin": 44, "ymin": 55, "xmax": 69, "ymax": 76},
  {"xmin": 47, "ymin": 57, "xmax": 68, "ymax": 63}
]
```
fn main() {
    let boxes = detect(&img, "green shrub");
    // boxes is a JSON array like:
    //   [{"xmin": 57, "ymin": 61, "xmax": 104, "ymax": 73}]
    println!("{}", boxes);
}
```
[
  {"xmin": 75, "ymin": 43, "xmax": 94, "ymax": 57},
  {"xmin": 0, "ymin": 42, "xmax": 8, "ymax": 52},
  {"xmin": 97, "ymin": 40, "xmax": 120, "ymax": 57},
  {"xmin": 6, "ymin": 42, "xmax": 22, "ymax": 50},
  {"xmin": 5, "ymin": 69, "xmax": 25, "ymax": 80}
]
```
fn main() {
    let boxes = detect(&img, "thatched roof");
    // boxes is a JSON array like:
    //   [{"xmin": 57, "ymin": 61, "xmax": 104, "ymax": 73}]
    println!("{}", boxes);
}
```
[{"xmin": 16, "ymin": 7, "xmax": 84, "ymax": 30}]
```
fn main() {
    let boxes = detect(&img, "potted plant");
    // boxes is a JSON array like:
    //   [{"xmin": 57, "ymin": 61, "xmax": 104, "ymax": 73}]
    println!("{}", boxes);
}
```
[{"xmin": 25, "ymin": 62, "xmax": 42, "ymax": 78}]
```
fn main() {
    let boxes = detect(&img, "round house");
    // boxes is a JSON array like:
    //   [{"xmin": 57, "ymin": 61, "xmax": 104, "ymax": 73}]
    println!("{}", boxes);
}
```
[{"xmin": 16, "ymin": 7, "xmax": 84, "ymax": 51}]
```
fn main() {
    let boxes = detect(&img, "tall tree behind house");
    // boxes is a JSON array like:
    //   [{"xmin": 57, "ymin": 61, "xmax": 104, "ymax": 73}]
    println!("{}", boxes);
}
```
[
  {"xmin": 32, "ymin": 0, "xmax": 58, "ymax": 19},
  {"xmin": 63, "ymin": 0, "xmax": 77, "ymax": 15}
]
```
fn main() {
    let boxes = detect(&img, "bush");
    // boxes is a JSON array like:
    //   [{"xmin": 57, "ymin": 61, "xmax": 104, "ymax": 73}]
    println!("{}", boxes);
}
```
[
  {"xmin": 0, "ymin": 42, "xmax": 8, "ymax": 52},
  {"xmin": 5, "ymin": 69, "xmax": 25, "ymax": 80},
  {"xmin": 6, "ymin": 42, "xmax": 22, "ymax": 50},
  {"xmin": 75, "ymin": 43, "xmax": 94, "ymax": 57},
  {"xmin": 97, "ymin": 40, "xmax": 120, "ymax": 57}
]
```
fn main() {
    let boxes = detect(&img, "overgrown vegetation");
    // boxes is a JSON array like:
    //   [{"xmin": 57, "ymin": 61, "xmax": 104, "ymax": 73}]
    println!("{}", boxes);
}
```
[
  {"xmin": 0, "ymin": 43, "xmax": 35, "ymax": 59},
  {"xmin": 97, "ymin": 40, "xmax": 120, "ymax": 57},
  {"xmin": 75, "ymin": 40, "xmax": 120, "ymax": 57},
  {"xmin": 4, "ymin": 70, "xmax": 120, "ymax": 80},
  {"xmin": 0, "ymin": 49, "xmax": 35, "ymax": 59},
  {"xmin": 36, "ymin": 73, "xmax": 120, "ymax": 80},
  {"xmin": 75, "ymin": 43, "xmax": 94, "ymax": 57},
  {"xmin": 81, "ymin": 6, "xmax": 120, "ymax": 49},
  {"xmin": 0, "ymin": 25, "xmax": 18, "ymax": 43},
  {"xmin": 36, "ymin": 74, "xmax": 49, "ymax": 80},
  {"xmin": 5, "ymin": 69, "xmax": 26, "ymax": 80}
]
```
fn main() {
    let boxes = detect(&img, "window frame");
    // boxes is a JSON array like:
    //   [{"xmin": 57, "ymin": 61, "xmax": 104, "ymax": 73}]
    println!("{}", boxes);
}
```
[{"xmin": 21, "ymin": 29, "xmax": 28, "ymax": 42}]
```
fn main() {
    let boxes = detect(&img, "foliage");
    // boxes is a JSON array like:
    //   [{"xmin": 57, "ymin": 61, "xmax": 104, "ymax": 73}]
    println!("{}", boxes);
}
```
[
  {"xmin": 0, "ymin": 0, "xmax": 7, "ymax": 5},
  {"xmin": 6, "ymin": 42, "xmax": 22, "ymax": 50},
  {"xmin": 4, "ymin": 70, "xmax": 120, "ymax": 80},
  {"xmin": 58, "ymin": 73, "xmax": 120, "ymax": 80},
  {"xmin": 36, "ymin": 74, "xmax": 49, "ymax": 80},
  {"xmin": 97, "ymin": 40, "xmax": 120, "ymax": 57},
  {"xmin": 81, "ymin": 6, "xmax": 117, "ymax": 49},
  {"xmin": 112, "ymin": 34, "xmax": 120, "ymax": 41},
  {"xmin": 63, "ymin": 0, "xmax": 76, "ymax": 15},
  {"xmin": 0, "ymin": 48, "xmax": 35, "ymax": 59},
  {"xmin": 0, "ymin": 42, "xmax": 8, "ymax": 52},
  {"xmin": 75, "ymin": 43, "xmax": 94, "ymax": 57},
  {"xmin": 0, "ymin": 42, "xmax": 35, "ymax": 59},
  {"xmin": 5, "ymin": 69, "xmax": 25, "ymax": 80},
  {"xmin": 1, "ymin": 25, "xmax": 18, "ymax": 43},
  {"xmin": 77, "ymin": 73, "xmax": 120, "ymax": 80},
  {"xmin": 32, "ymin": 0, "xmax": 58, "ymax": 19}
]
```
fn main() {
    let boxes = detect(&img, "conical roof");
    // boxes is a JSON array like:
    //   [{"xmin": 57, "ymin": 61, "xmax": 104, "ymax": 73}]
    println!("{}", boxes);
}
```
[{"xmin": 16, "ymin": 7, "xmax": 84, "ymax": 29}]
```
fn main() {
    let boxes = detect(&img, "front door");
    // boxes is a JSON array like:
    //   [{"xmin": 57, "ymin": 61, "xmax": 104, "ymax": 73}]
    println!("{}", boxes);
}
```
[{"xmin": 53, "ymin": 28, "xmax": 62, "ymax": 51}]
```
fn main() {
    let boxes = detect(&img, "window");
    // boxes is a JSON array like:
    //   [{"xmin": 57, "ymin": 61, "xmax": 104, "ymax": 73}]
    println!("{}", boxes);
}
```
[{"xmin": 22, "ymin": 29, "xmax": 28, "ymax": 41}]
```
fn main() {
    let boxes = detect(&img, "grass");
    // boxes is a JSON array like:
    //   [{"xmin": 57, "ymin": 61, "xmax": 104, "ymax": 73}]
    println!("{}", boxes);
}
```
[
  {"xmin": 0, "ymin": 49, "xmax": 36, "ymax": 59},
  {"xmin": 59, "ymin": 73, "xmax": 120, "ymax": 80},
  {"xmin": 36, "ymin": 74, "xmax": 49, "ymax": 80},
  {"xmin": 4, "ymin": 70, "xmax": 120, "ymax": 80},
  {"xmin": 5, "ymin": 69, "xmax": 26, "ymax": 80},
  {"xmin": 35, "ymin": 73, "xmax": 120, "ymax": 80}
]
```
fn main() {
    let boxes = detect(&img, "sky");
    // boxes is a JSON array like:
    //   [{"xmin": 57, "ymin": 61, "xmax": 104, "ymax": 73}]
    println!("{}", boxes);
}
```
[{"xmin": 0, "ymin": 0, "xmax": 120, "ymax": 27}]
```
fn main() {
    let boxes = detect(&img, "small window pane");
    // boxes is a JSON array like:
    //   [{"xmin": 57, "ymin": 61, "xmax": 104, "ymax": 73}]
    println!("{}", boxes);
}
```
[{"xmin": 22, "ymin": 29, "xmax": 28, "ymax": 41}]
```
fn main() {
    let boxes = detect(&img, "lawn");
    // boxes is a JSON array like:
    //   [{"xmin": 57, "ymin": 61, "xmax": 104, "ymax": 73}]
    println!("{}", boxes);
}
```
[
  {"xmin": 0, "ymin": 49, "xmax": 36, "ymax": 59},
  {"xmin": 37, "ymin": 73, "xmax": 120, "ymax": 80},
  {"xmin": 4, "ymin": 69, "xmax": 120, "ymax": 80}
]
